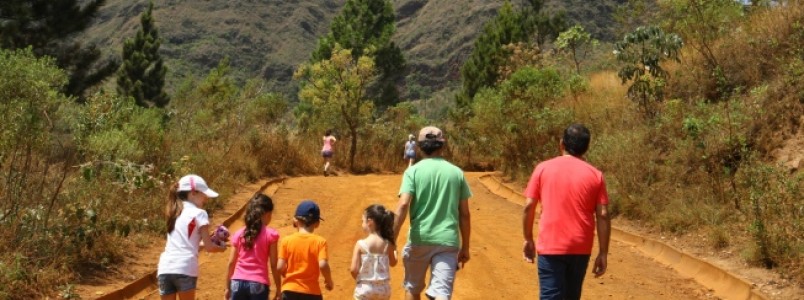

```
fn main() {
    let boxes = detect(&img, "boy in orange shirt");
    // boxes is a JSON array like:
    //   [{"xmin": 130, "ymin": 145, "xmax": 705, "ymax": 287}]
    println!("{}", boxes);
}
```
[{"xmin": 278, "ymin": 200, "xmax": 334, "ymax": 300}]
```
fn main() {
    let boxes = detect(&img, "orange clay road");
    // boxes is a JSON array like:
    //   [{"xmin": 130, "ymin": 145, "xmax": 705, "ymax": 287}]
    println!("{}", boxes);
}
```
[{"xmin": 82, "ymin": 173, "xmax": 721, "ymax": 299}]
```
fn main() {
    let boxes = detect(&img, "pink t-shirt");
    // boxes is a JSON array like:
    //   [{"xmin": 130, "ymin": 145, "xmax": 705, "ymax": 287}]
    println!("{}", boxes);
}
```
[
  {"xmin": 231, "ymin": 226, "xmax": 280, "ymax": 285},
  {"xmin": 524, "ymin": 155, "xmax": 609, "ymax": 255},
  {"xmin": 322, "ymin": 136, "xmax": 335, "ymax": 151}
]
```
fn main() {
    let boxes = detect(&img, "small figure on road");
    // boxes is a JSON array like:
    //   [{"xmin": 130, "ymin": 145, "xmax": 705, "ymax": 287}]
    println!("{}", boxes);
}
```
[
  {"xmin": 350, "ymin": 204, "xmax": 398, "ymax": 300},
  {"xmin": 321, "ymin": 130, "xmax": 337, "ymax": 176},
  {"xmin": 522, "ymin": 124, "xmax": 611, "ymax": 300},
  {"xmin": 403, "ymin": 134, "xmax": 417, "ymax": 168}
]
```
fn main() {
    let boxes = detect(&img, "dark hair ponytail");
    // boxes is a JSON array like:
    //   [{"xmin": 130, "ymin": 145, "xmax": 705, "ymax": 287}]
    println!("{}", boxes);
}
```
[
  {"xmin": 243, "ymin": 193, "xmax": 274, "ymax": 250},
  {"xmin": 166, "ymin": 182, "xmax": 189, "ymax": 234},
  {"xmin": 365, "ymin": 204, "xmax": 395, "ymax": 246}
]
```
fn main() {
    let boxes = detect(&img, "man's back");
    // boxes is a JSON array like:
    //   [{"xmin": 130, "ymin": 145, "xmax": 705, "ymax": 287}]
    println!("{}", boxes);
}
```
[
  {"xmin": 525, "ymin": 155, "xmax": 608, "ymax": 254},
  {"xmin": 399, "ymin": 157, "xmax": 472, "ymax": 247}
]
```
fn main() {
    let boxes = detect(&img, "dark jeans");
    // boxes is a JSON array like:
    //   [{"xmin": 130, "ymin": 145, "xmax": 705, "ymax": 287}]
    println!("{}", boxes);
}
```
[
  {"xmin": 537, "ymin": 255, "xmax": 591, "ymax": 300},
  {"xmin": 282, "ymin": 290, "xmax": 323, "ymax": 300},
  {"xmin": 230, "ymin": 279, "xmax": 269, "ymax": 300}
]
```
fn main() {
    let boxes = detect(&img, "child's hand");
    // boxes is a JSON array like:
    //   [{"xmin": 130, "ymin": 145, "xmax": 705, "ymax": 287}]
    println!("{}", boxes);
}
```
[
  {"xmin": 210, "ymin": 225, "xmax": 230, "ymax": 247},
  {"xmin": 324, "ymin": 278, "xmax": 334, "ymax": 291}
]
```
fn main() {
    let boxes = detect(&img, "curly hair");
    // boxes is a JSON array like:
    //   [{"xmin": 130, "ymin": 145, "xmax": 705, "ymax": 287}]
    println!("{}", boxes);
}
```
[{"xmin": 243, "ymin": 193, "xmax": 274, "ymax": 250}]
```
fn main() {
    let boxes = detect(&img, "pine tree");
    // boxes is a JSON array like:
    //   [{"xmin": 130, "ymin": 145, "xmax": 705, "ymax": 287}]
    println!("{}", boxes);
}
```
[
  {"xmin": 457, "ymin": 0, "xmax": 566, "ymax": 109},
  {"xmin": 0, "ymin": 0, "xmax": 118, "ymax": 99},
  {"xmin": 117, "ymin": 1, "xmax": 169, "ymax": 108},
  {"xmin": 312, "ymin": 0, "xmax": 405, "ymax": 109}
]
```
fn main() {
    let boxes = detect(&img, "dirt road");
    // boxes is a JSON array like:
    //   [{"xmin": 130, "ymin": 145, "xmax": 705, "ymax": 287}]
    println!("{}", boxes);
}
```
[{"xmin": 84, "ymin": 173, "xmax": 720, "ymax": 299}]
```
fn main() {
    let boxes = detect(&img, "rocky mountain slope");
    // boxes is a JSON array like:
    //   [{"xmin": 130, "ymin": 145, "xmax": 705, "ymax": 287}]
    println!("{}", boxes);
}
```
[{"xmin": 83, "ymin": 0, "xmax": 621, "ymax": 97}]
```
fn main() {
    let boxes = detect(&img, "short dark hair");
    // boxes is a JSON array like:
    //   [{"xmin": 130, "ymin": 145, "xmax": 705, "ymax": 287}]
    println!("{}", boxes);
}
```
[
  {"xmin": 325, "ymin": 129, "xmax": 332, "ymax": 136},
  {"xmin": 419, "ymin": 139, "xmax": 444, "ymax": 155},
  {"xmin": 563, "ymin": 124, "xmax": 591, "ymax": 156}
]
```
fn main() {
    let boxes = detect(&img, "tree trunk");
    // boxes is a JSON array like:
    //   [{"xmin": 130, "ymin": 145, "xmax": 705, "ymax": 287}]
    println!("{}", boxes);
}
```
[{"xmin": 349, "ymin": 126, "xmax": 358, "ymax": 172}]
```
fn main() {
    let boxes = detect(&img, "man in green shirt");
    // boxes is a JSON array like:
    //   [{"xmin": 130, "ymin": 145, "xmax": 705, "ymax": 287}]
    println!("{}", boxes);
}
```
[{"xmin": 393, "ymin": 126, "xmax": 472, "ymax": 300}]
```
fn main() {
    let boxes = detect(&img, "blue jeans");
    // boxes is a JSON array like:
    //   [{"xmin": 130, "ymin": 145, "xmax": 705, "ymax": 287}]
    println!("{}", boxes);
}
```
[
  {"xmin": 537, "ymin": 255, "xmax": 590, "ymax": 300},
  {"xmin": 157, "ymin": 274, "xmax": 197, "ymax": 295},
  {"xmin": 230, "ymin": 279, "xmax": 269, "ymax": 300}
]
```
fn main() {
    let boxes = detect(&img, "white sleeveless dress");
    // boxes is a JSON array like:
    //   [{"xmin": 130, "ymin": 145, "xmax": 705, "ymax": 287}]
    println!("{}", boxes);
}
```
[{"xmin": 354, "ymin": 239, "xmax": 392, "ymax": 300}]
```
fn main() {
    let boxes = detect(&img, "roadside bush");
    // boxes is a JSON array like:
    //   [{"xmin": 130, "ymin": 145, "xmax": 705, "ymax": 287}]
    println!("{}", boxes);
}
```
[
  {"xmin": 737, "ymin": 161, "xmax": 803, "ymax": 280},
  {"xmin": 466, "ymin": 67, "xmax": 572, "ymax": 180}
]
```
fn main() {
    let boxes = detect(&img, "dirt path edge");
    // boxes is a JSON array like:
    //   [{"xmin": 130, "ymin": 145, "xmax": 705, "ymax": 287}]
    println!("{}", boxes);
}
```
[
  {"xmin": 95, "ymin": 177, "xmax": 287, "ymax": 300},
  {"xmin": 477, "ymin": 174, "xmax": 769, "ymax": 300}
]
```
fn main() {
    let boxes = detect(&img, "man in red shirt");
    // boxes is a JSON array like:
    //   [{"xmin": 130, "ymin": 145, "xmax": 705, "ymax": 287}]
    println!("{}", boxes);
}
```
[{"xmin": 522, "ymin": 124, "xmax": 611, "ymax": 300}]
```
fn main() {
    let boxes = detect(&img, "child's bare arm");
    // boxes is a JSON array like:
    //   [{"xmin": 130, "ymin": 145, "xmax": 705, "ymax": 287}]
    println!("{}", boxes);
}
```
[
  {"xmin": 319, "ymin": 260, "xmax": 333, "ymax": 291},
  {"xmin": 387, "ymin": 243, "xmax": 398, "ymax": 267},
  {"xmin": 225, "ymin": 244, "xmax": 238, "ymax": 298},
  {"xmin": 269, "ymin": 242, "xmax": 281, "ymax": 294},
  {"xmin": 199, "ymin": 225, "xmax": 226, "ymax": 252},
  {"xmin": 277, "ymin": 258, "xmax": 288, "ymax": 277},
  {"xmin": 349, "ymin": 242, "xmax": 362, "ymax": 279}
]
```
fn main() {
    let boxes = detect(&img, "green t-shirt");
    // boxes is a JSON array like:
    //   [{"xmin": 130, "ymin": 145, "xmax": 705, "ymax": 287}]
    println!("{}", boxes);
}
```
[{"xmin": 398, "ymin": 157, "xmax": 472, "ymax": 247}]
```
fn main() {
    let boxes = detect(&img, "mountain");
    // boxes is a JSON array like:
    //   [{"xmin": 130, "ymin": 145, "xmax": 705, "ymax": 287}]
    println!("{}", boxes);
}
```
[{"xmin": 82, "ymin": 0, "xmax": 623, "ymax": 98}]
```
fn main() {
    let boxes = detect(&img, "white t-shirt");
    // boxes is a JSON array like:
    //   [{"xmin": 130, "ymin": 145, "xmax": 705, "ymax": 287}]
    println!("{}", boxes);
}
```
[{"xmin": 157, "ymin": 201, "xmax": 210, "ymax": 276}]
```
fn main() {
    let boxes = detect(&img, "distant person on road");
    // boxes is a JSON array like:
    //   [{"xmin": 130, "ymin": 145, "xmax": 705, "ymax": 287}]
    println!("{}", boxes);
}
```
[
  {"xmin": 157, "ymin": 174, "xmax": 227, "ymax": 300},
  {"xmin": 322, "ymin": 130, "xmax": 337, "ymax": 176},
  {"xmin": 350, "ymin": 204, "xmax": 398, "ymax": 300},
  {"xmin": 522, "ymin": 124, "xmax": 611, "ymax": 300},
  {"xmin": 393, "ymin": 126, "xmax": 472, "ymax": 300},
  {"xmin": 403, "ymin": 134, "xmax": 417, "ymax": 167},
  {"xmin": 225, "ymin": 193, "xmax": 281, "ymax": 300},
  {"xmin": 278, "ymin": 200, "xmax": 334, "ymax": 300}
]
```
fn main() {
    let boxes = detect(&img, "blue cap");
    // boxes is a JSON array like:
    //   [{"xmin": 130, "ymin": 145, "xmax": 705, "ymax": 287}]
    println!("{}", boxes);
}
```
[{"xmin": 295, "ymin": 200, "xmax": 323, "ymax": 221}]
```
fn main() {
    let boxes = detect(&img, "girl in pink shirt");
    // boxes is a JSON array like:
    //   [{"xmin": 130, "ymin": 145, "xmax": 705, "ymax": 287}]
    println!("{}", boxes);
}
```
[
  {"xmin": 226, "ymin": 193, "xmax": 281, "ymax": 300},
  {"xmin": 321, "ymin": 129, "xmax": 337, "ymax": 176}
]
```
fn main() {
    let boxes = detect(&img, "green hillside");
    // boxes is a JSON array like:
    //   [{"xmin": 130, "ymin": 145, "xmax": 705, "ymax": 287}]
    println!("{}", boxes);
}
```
[{"xmin": 82, "ymin": 0, "xmax": 625, "ymax": 97}]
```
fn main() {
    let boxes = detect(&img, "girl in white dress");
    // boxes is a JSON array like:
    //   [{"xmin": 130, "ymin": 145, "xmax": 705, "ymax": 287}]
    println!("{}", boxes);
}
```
[{"xmin": 349, "ymin": 204, "xmax": 398, "ymax": 300}]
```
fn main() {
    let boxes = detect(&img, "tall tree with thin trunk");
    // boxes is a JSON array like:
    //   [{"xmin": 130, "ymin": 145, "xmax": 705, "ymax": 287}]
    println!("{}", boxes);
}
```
[
  {"xmin": 296, "ymin": 45, "xmax": 376, "ymax": 171},
  {"xmin": 117, "ymin": 1, "xmax": 169, "ymax": 108},
  {"xmin": 312, "ymin": 0, "xmax": 404, "ymax": 109}
]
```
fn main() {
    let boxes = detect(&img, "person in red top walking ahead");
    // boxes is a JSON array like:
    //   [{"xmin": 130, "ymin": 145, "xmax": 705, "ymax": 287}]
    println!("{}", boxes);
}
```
[{"xmin": 522, "ymin": 124, "xmax": 611, "ymax": 300}]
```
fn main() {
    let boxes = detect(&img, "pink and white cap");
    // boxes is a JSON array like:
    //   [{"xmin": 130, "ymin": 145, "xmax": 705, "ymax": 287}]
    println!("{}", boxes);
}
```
[{"xmin": 177, "ymin": 174, "xmax": 219, "ymax": 198}]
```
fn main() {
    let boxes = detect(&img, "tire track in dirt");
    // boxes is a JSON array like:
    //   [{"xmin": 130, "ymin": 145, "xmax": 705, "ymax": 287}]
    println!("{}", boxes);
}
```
[{"xmin": 88, "ymin": 173, "xmax": 725, "ymax": 299}]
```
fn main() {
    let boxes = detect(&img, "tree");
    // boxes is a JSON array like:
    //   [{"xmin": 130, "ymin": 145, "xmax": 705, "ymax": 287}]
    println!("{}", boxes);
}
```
[
  {"xmin": 117, "ymin": 1, "xmax": 169, "ymax": 108},
  {"xmin": 659, "ymin": 0, "xmax": 743, "ymax": 98},
  {"xmin": 295, "ymin": 45, "xmax": 376, "ymax": 171},
  {"xmin": 0, "ymin": 0, "xmax": 118, "ymax": 99},
  {"xmin": 555, "ymin": 25, "xmax": 599, "ymax": 74},
  {"xmin": 614, "ymin": 26, "xmax": 683, "ymax": 117},
  {"xmin": 312, "ymin": 0, "xmax": 404, "ymax": 109},
  {"xmin": 467, "ymin": 67, "xmax": 571, "ymax": 178},
  {"xmin": 457, "ymin": 0, "xmax": 566, "ymax": 109}
]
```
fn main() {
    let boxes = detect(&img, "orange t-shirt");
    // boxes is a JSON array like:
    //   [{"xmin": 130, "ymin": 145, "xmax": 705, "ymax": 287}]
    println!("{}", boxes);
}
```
[
  {"xmin": 279, "ymin": 232, "xmax": 329, "ymax": 295},
  {"xmin": 524, "ymin": 155, "xmax": 609, "ymax": 255}
]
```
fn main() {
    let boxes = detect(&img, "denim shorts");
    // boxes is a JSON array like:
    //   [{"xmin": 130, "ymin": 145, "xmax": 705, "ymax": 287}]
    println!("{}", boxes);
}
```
[
  {"xmin": 402, "ymin": 244, "xmax": 459, "ymax": 299},
  {"xmin": 322, "ymin": 150, "xmax": 333, "ymax": 158},
  {"xmin": 157, "ymin": 273, "xmax": 197, "ymax": 295},
  {"xmin": 230, "ymin": 279, "xmax": 269, "ymax": 300},
  {"xmin": 404, "ymin": 150, "xmax": 416, "ymax": 159}
]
